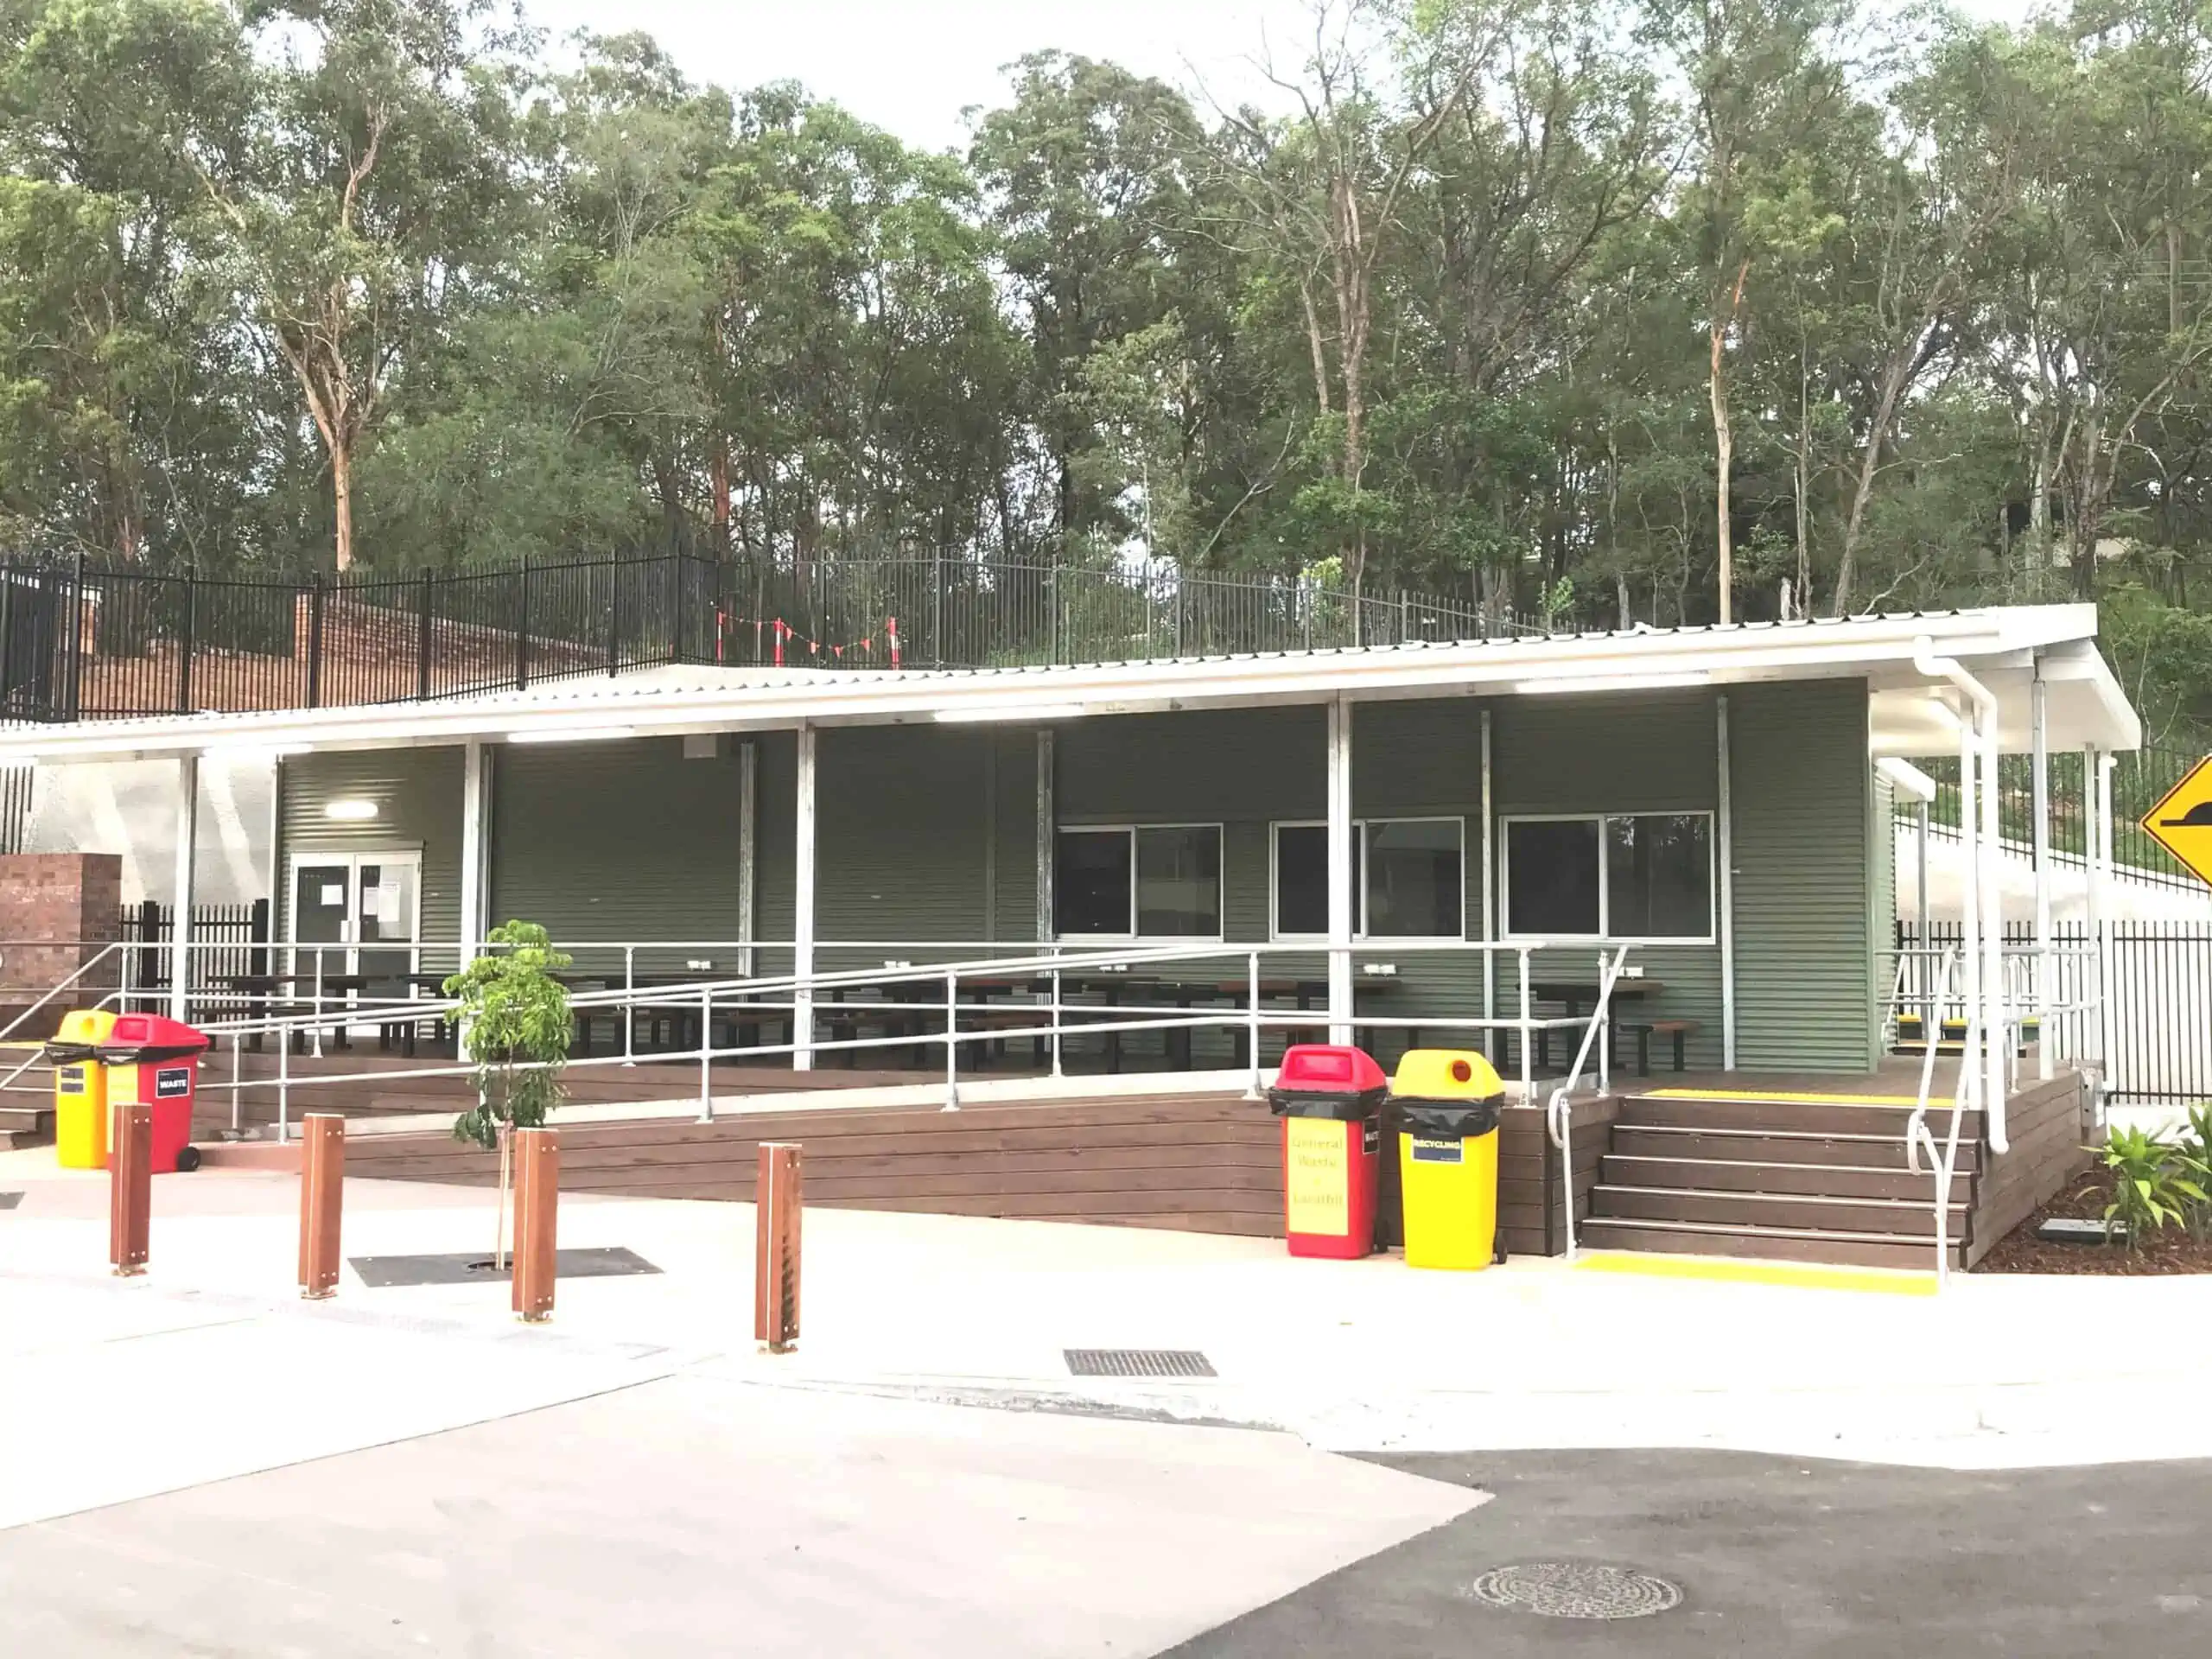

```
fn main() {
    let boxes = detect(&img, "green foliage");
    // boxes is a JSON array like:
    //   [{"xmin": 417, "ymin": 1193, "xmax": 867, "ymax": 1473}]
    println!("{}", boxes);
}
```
[
  {"xmin": 2175, "ymin": 1105, "xmax": 2212, "ymax": 1243},
  {"xmin": 2, "ymin": 0, "xmax": 2212, "ymax": 661},
  {"xmin": 444, "ymin": 919, "xmax": 573, "ymax": 1152},
  {"xmin": 2096, "ymin": 1125, "xmax": 2208, "ymax": 1250}
]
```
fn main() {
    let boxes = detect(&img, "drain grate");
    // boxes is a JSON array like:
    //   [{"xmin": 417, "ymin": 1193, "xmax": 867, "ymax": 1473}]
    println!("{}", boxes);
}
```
[
  {"xmin": 1065, "ymin": 1348, "xmax": 1216, "ymax": 1379},
  {"xmin": 1469, "ymin": 1564, "xmax": 1683, "ymax": 1620}
]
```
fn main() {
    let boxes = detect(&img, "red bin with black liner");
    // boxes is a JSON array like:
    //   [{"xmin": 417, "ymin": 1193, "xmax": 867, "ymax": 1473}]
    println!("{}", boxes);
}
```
[
  {"xmin": 1265, "ymin": 1045, "xmax": 1389, "ymax": 1258},
  {"xmin": 98, "ymin": 1013, "xmax": 211, "ymax": 1173}
]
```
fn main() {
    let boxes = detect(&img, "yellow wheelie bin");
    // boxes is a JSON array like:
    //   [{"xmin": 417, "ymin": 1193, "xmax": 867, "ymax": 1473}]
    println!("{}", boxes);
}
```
[
  {"xmin": 47, "ymin": 1008, "xmax": 119, "ymax": 1169},
  {"xmin": 1389, "ymin": 1049, "xmax": 1506, "ymax": 1271}
]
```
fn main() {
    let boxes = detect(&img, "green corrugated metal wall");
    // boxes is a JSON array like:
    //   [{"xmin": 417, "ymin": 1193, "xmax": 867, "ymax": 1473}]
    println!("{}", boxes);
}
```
[
  {"xmin": 281, "ymin": 748, "xmax": 463, "ymax": 948},
  {"xmin": 1729, "ymin": 680, "xmax": 1877, "ymax": 1071},
  {"xmin": 491, "ymin": 737, "xmax": 752, "ymax": 973},
  {"xmin": 272, "ymin": 678, "xmax": 1884, "ymax": 1074}
]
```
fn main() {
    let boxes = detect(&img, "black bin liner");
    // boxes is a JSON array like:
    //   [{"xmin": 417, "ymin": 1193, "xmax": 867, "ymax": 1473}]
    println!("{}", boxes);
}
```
[
  {"xmin": 97, "ymin": 1043, "xmax": 207, "ymax": 1066},
  {"xmin": 42, "ymin": 1041, "xmax": 102, "ymax": 1065},
  {"xmin": 1391, "ymin": 1096, "xmax": 1503, "ymax": 1140},
  {"xmin": 1268, "ymin": 1084, "xmax": 1387, "ymax": 1121}
]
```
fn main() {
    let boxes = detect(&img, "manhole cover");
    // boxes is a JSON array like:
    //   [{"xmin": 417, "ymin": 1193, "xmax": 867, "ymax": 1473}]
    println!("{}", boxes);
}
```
[
  {"xmin": 1469, "ymin": 1563, "xmax": 1683, "ymax": 1619},
  {"xmin": 1065, "ymin": 1348, "xmax": 1216, "ymax": 1378}
]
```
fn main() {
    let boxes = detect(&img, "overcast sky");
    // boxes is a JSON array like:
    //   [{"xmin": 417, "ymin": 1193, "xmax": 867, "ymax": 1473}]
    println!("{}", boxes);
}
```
[
  {"xmin": 522, "ymin": 0, "xmax": 1371, "ymax": 149},
  {"xmin": 520, "ymin": 0, "xmax": 2045, "ymax": 153}
]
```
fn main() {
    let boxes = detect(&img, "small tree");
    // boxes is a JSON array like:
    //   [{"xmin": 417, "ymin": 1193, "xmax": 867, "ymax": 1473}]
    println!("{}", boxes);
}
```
[
  {"xmin": 447, "ymin": 920, "xmax": 573, "ymax": 1147},
  {"xmin": 445, "ymin": 921, "xmax": 572, "ymax": 1263}
]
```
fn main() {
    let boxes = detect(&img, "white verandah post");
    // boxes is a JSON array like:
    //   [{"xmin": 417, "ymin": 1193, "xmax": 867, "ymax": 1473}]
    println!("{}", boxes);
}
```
[
  {"xmin": 1717, "ymin": 693, "xmax": 1737, "ymax": 1071},
  {"xmin": 1325, "ymin": 694, "xmax": 1354, "ymax": 1046},
  {"xmin": 169, "ymin": 753, "xmax": 199, "ymax": 1023},
  {"xmin": 459, "ymin": 739, "xmax": 493, "ymax": 969},
  {"xmin": 2031, "ymin": 664, "xmax": 2053, "ymax": 1079},
  {"xmin": 794, "ymin": 721, "xmax": 817, "ymax": 1071}
]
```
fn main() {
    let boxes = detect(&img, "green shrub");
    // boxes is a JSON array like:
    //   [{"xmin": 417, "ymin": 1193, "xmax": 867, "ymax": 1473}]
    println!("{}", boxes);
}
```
[{"xmin": 2097, "ymin": 1124, "xmax": 2206, "ymax": 1250}]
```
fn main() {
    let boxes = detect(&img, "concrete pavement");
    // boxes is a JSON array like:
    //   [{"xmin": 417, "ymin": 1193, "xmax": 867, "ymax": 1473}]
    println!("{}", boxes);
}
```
[{"xmin": 8, "ymin": 1150, "xmax": 2212, "ymax": 1478}]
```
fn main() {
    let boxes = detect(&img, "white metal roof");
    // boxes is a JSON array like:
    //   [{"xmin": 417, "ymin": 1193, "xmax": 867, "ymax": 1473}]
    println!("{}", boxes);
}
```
[{"xmin": 0, "ymin": 602, "xmax": 2140, "ymax": 765}]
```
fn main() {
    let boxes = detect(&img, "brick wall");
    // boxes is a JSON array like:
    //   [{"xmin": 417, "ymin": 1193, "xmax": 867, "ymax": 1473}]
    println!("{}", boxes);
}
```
[{"xmin": 0, "ymin": 854, "xmax": 123, "ymax": 1014}]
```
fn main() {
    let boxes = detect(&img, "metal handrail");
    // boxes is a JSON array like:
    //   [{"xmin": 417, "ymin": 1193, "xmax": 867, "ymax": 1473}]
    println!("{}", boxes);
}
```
[
  {"xmin": 181, "ymin": 935, "xmax": 1627, "ymax": 1143},
  {"xmin": 1544, "ymin": 946, "xmax": 1631, "ymax": 1263},
  {"xmin": 1904, "ymin": 947, "xmax": 1980, "ymax": 1288}
]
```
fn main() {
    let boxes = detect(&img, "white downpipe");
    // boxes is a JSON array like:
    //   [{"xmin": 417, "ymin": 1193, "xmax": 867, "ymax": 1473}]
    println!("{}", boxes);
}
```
[
  {"xmin": 794, "ymin": 722, "xmax": 817, "ymax": 1071},
  {"xmin": 1913, "ymin": 637, "xmax": 2007, "ymax": 1153},
  {"xmin": 170, "ymin": 753, "xmax": 199, "ymax": 1023},
  {"xmin": 1325, "ymin": 694, "xmax": 1353, "ymax": 1046},
  {"xmin": 2031, "ymin": 665, "xmax": 2052, "ymax": 1079},
  {"xmin": 1717, "ymin": 693, "xmax": 1737, "ymax": 1070}
]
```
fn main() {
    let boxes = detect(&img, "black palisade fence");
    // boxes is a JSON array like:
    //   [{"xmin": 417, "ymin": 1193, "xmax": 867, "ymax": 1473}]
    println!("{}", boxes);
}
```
[{"xmin": 0, "ymin": 552, "xmax": 1543, "ymax": 725}]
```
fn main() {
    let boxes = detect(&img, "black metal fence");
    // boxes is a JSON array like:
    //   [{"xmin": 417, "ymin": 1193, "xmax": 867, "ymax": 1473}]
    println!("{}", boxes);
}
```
[
  {"xmin": 1897, "ymin": 918, "xmax": 2211, "ymax": 1105},
  {"xmin": 0, "ymin": 554, "xmax": 1540, "ymax": 725},
  {"xmin": 118, "ymin": 899, "xmax": 271, "ymax": 1004},
  {"xmin": 1892, "ymin": 746, "xmax": 2209, "ymax": 890}
]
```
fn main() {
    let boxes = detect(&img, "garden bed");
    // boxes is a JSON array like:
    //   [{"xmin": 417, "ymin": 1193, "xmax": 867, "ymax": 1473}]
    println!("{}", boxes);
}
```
[{"xmin": 1975, "ymin": 1166, "xmax": 2212, "ymax": 1275}]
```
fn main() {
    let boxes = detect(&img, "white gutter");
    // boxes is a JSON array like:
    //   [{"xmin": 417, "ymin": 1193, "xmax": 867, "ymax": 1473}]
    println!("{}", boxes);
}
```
[{"xmin": 1913, "ymin": 636, "xmax": 2009, "ymax": 1154}]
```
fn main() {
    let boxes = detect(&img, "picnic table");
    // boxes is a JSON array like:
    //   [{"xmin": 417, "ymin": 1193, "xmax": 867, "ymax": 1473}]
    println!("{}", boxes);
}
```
[
  {"xmin": 1526, "ymin": 977, "xmax": 1668, "ymax": 1071},
  {"xmin": 211, "ymin": 969, "xmax": 429, "ymax": 1052}
]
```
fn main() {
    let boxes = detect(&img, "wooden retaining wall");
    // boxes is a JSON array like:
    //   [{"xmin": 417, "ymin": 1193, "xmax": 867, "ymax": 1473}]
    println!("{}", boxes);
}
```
[
  {"xmin": 1965, "ymin": 1070, "xmax": 2093, "ymax": 1268},
  {"xmin": 342, "ymin": 1089, "xmax": 1594, "ymax": 1254}
]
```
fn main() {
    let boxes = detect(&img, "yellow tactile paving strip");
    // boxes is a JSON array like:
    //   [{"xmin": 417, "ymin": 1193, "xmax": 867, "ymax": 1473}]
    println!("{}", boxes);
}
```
[
  {"xmin": 1643, "ymin": 1089, "xmax": 1926, "ymax": 1106},
  {"xmin": 1574, "ymin": 1250, "xmax": 1940, "ymax": 1296}
]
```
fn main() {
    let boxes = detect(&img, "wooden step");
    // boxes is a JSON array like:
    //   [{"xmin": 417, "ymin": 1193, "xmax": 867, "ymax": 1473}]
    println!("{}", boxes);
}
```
[
  {"xmin": 1618, "ymin": 1095, "xmax": 1984, "ymax": 1138},
  {"xmin": 0, "ymin": 1104, "xmax": 53, "ymax": 1148},
  {"xmin": 1591, "ymin": 1184, "xmax": 1967, "ymax": 1239},
  {"xmin": 1608, "ymin": 1124, "xmax": 1982, "ymax": 1174},
  {"xmin": 1599, "ymin": 1154, "xmax": 1972, "ymax": 1204},
  {"xmin": 1579, "ymin": 1216, "xmax": 1961, "ymax": 1272}
]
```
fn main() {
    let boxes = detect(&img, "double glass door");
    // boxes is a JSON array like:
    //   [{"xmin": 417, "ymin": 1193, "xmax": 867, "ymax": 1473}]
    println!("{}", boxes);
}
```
[{"xmin": 289, "ymin": 853, "xmax": 421, "ymax": 1002}]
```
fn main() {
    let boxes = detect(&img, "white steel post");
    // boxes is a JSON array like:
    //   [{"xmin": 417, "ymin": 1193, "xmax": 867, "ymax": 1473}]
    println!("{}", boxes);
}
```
[
  {"xmin": 2031, "ymin": 666, "xmax": 2053, "ymax": 1078},
  {"xmin": 1956, "ymin": 704, "xmax": 1980, "ymax": 1110},
  {"xmin": 794, "ymin": 722, "xmax": 817, "ymax": 1071},
  {"xmin": 459, "ymin": 739, "xmax": 492, "ymax": 968},
  {"xmin": 1035, "ymin": 728, "xmax": 1055, "ymax": 943},
  {"xmin": 1717, "ymin": 694, "xmax": 1737, "ymax": 1070},
  {"xmin": 1325, "ymin": 695, "xmax": 1355, "ymax": 1046},
  {"xmin": 1480, "ymin": 707, "xmax": 1495, "ymax": 1058},
  {"xmin": 169, "ymin": 753, "xmax": 198, "ymax": 1024},
  {"xmin": 737, "ymin": 739, "xmax": 758, "ymax": 977},
  {"xmin": 1916, "ymin": 798, "xmax": 1932, "ymax": 1035},
  {"xmin": 698, "ymin": 982, "xmax": 714, "ymax": 1122},
  {"xmin": 2093, "ymin": 749, "xmax": 2115, "ymax": 1085},
  {"xmin": 1979, "ymin": 700, "xmax": 2005, "ymax": 1123}
]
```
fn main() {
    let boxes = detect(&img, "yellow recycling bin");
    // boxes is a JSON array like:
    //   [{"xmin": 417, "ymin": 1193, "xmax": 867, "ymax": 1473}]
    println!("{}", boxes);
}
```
[
  {"xmin": 1389, "ymin": 1048, "xmax": 1505, "ymax": 1271},
  {"xmin": 48, "ymin": 1008, "xmax": 119, "ymax": 1169}
]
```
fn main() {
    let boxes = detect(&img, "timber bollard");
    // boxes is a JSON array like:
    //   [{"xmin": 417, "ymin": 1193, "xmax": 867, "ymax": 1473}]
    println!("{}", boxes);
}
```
[
  {"xmin": 755, "ymin": 1141, "xmax": 802, "ymax": 1352},
  {"xmin": 109, "ymin": 1102, "xmax": 152, "ymax": 1276},
  {"xmin": 297, "ymin": 1114, "xmax": 346, "ymax": 1299},
  {"xmin": 511, "ymin": 1128, "xmax": 559, "ymax": 1323}
]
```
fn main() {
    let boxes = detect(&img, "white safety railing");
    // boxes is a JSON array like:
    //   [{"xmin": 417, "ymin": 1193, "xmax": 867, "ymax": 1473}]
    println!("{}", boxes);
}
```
[
  {"xmin": 141, "ymin": 936, "xmax": 1643, "ymax": 1145},
  {"xmin": 1904, "ymin": 948, "xmax": 1972, "ymax": 1288},
  {"xmin": 1543, "ymin": 946, "xmax": 1630, "ymax": 1263}
]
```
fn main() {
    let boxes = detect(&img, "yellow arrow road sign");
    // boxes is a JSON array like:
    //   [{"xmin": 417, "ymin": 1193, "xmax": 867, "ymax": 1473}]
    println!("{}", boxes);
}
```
[{"xmin": 2139, "ymin": 755, "xmax": 2212, "ymax": 888}]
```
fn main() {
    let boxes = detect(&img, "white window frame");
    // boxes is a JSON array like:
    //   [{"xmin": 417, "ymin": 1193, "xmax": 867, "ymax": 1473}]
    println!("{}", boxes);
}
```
[
  {"xmin": 1497, "ymin": 810, "xmax": 1717, "ymax": 945},
  {"xmin": 1052, "ymin": 822, "xmax": 1226, "ymax": 943},
  {"xmin": 1268, "ymin": 817, "xmax": 1467, "ymax": 943}
]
